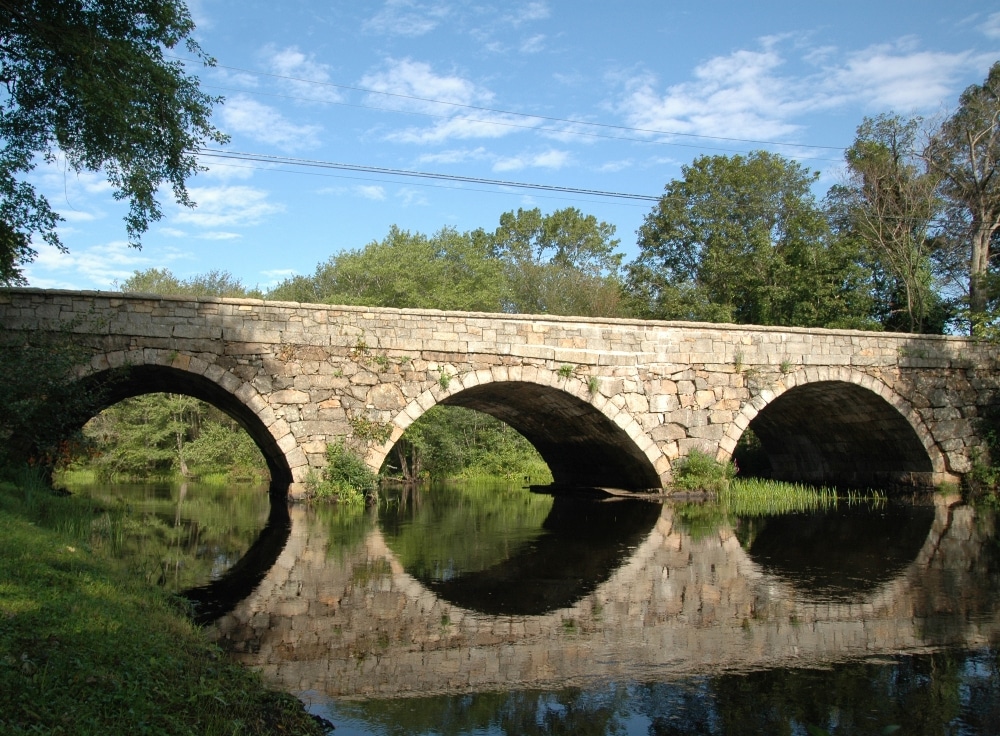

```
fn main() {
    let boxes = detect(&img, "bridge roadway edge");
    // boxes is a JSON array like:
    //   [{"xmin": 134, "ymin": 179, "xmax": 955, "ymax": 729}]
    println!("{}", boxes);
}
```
[{"xmin": 2, "ymin": 288, "xmax": 998, "ymax": 495}]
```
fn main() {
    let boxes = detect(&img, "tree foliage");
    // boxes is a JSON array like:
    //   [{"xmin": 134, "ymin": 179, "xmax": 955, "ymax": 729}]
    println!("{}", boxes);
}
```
[
  {"xmin": 269, "ymin": 225, "xmax": 504, "ymax": 311},
  {"xmin": 627, "ymin": 152, "xmax": 876, "ymax": 328},
  {"xmin": 0, "ymin": 0, "xmax": 226, "ymax": 283},
  {"xmin": 924, "ymin": 61, "xmax": 1000, "ymax": 326},
  {"xmin": 842, "ymin": 114, "xmax": 947, "ymax": 332},
  {"xmin": 117, "ymin": 267, "xmax": 261, "ymax": 298},
  {"xmin": 476, "ymin": 207, "xmax": 627, "ymax": 317}
]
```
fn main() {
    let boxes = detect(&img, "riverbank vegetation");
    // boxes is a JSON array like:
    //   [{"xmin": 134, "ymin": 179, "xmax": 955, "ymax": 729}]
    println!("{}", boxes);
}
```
[{"xmin": 0, "ymin": 471, "xmax": 325, "ymax": 735}]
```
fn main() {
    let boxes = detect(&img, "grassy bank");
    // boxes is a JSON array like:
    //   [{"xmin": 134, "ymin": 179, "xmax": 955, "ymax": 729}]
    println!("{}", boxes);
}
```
[{"xmin": 0, "ymin": 473, "xmax": 326, "ymax": 736}]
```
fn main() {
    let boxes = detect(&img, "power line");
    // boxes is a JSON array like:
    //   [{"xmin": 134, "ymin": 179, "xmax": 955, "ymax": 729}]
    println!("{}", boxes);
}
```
[
  {"xmin": 171, "ymin": 55, "xmax": 847, "ymax": 154},
  {"xmin": 197, "ymin": 149, "xmax": 663, "ymax": 201}
]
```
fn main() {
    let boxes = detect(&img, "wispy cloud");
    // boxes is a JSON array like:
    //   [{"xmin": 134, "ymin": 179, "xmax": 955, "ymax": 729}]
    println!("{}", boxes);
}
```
[
  {"xmin": 616, "ymin": 36, "xmax": 987, "ymax": 146},
  {"xmin": 364, "ymin": 0, "xmax": 450, "ymax": 37},
  {"xmin": 506, "ymin": 1, "xmax": 550, "ymax": 26},
  {"xmin": 355, "ymin": 184, "xmax": 387, "ymax": 200},
  {"xmin": 520, "ymin": 34, "xmax": 546, "ymax": 54},
  {"xmin": 361, "ymin": 59, "xmax": 533, "ymax": 143},
  {"xmin": 262, "ymin": 45, "xmax": 342, "ymax": 103},
  {"xmin": 174, "ymin": 186, "xmax": 284, "ymax": 228},
  {"xmin": 219, "ymin": 94, "xmax": 322, "ymax": 150},
  {"xmin": 493, "ymin": 148, "xmax": 569, "ymax": 172},
  {"xmin": 25, "ymin": 241, "xmax": 188, "ymax": 290},
  {"xmin": 982, "ymin": 12, "xmax": 1000, "ymax": 39}
]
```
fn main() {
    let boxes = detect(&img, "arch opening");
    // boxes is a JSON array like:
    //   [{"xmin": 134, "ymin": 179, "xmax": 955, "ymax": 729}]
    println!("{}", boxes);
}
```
[
  {"xmin": 437, "ymin": 381, "xmax": 661, "ymax": 490},
  {"xmin": 79, "ymin": 365, "xmax": 292, "ymax": 488},
  {"xmin": 736, "ymin": 380, "xmax": 934, "ymax": 488}
]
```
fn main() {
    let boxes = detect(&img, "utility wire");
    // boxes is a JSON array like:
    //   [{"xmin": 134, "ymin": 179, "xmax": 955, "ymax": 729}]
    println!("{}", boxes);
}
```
[{"xmin": 197, "ymin": 149, "xmax": 663, "ymax": 201}]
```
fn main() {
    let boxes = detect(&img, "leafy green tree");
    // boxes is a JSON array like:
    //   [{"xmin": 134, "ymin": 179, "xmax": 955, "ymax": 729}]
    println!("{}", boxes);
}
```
[
  {"xmin": 117, "ymin": 267, "xmax": 261, "ymax": 297},
  {"xmin": 268, "ymin": 226, "xmax": 503, "ymax": 311},
  {"xmin": 924, "ymin": 61, "xmax": 1000, "ymax": 328},
  {"xmin": 477, "ymin": 207, "xmax": 627, "ymax": 317},
  {"xmin": 0, "ymin": 0, "xmax": 226, "ymax": 284},
  {"xmin": 628, "ymin": 151, "xmax": 877, "ymax": 328},
  {"xmin": 842, "ymin": 114, "xmax": 946, "ymax": 332}
]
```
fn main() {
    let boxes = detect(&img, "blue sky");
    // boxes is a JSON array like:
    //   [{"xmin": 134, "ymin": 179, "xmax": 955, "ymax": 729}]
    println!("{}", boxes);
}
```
[{"xmin": 23, "ymin": 0, "xmax": 1000, "ymax": 292}]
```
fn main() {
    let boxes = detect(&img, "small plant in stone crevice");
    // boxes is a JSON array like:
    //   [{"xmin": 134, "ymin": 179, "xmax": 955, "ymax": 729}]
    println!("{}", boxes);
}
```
[
  {"xmin": 348, "ymin": 415, "xmax": 392, "ymax": 445},
  {"xmin": 779, "ymin": 358, "xmax": 792, "ymax": 374},
  {"xmin": 587, "ymin": 375, "xmax": 600, "ymax": 396},
  {"xmin": 558, "ymin": 364, "xmax": 575, "ymax": 379},
  {"xmin": 438, "ymin": 369, "xmax": 452, "ymax": 390},
  {"xmin": 733, "ymin": 351, "xmax": 744, "ymax": 373}
]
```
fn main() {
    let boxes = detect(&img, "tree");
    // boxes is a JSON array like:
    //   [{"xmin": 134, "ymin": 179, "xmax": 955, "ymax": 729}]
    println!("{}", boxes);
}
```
[
  {"xmin": 478, "ymin": 207, "xmax": 627, "ymax": 317},
  {"xmin": 924, "ymin": 61, "xmax": 1000, "ymax": 328},
  {"xmin": 628, "ymin": 151, "xmax": 876, "ymax": 328},
  {"xmin": 842, "ymin": 114, "xmax": 945, "ymax": 332},
  {"xmin": 117, "ymin": 267, "xmax": 261, "ymax": 298},
  {"xmin": 0, "ymin": 0, "xmax": 226, "ymax": 284},
  {"xmin": 268, "ymin": 226, "xmax": 504, "ymax": 311}
]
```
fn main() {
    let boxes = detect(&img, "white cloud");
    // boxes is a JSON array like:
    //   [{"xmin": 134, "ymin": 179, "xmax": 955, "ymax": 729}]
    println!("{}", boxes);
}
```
[
  {"xmin": 520, "ymin": 34, "xmax": 546, "ymax": 54},
  {"xmin": 361, "ymin": 58, "xmax": 491, "ymax": 112},
  {"xmin": 197, "ymin": 231, "xmax": 242, "ymax": 241},
  {"xmin": 174, "ymin": 186, "xmax": 284, "ymax": 228},
  {"xmin": 396, "ymin": 187, "xmax": 430, "ymax": 206},
  {"xmin": 828, "ymin": 43, "xmax": 978, "ymax": 110},
  {"xmin": 25, "ymin": 241, "xmax": 187, "ymax": 290},
  {"xmin": 493, "ymin": 148, "xmax": 569, "ymax": 172},
  {"xmin": 983, "ymin": 12, "xmax": 1000, "ymax": 39},
  {"xmin": 262, "ymin": 45, "xmax": 341, "ymax": 103},
  {"xmin": 506, "ymin": 1, "xmax": 550, "ymax": 26},
  {"xmin": 362, "ymin": 59, "xmax": 534, "ymax": 144},
  {"xmin": 364, "ymin": 0, "xmax": 450, "ymax": 37},
  {"xmin": 159, "ymin": 227, "xmax": 188, "ymax": 238},
  {"xmin": 616, "ymin": 37, "xmax": 985, "ymax": 146},
  {"xmin": 355, "ymin": 185, "xmax": 387, "ymax": 200},
  {"xmin": 416, "ymin": 147, "xmax": 491, "ymax": 164},
  {"xmin": 219, "ymin": 94, "xmax": 322, "ymax": 150}
]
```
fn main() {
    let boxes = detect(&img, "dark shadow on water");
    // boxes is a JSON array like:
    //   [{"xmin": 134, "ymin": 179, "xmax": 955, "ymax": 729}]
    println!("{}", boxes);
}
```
[
  {"xmin": 182, "ymin": 491, "xmax": 291, "ymax": 624},
  {"xmin": 737, "ymin": 502, "xmax": 935, "ymax": 600},
  {"xmin": 419, "ymin": 495, "xmax": 662, "ymax": 616}
]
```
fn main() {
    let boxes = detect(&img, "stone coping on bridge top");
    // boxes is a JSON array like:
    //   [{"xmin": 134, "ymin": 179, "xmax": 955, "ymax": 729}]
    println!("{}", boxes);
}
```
[{"xmin": 6, "ymin": 287, "xmax": 981, "ymax": 346}]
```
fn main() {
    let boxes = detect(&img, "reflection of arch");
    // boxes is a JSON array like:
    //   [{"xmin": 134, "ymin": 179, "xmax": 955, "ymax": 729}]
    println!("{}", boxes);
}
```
[
  {"xmin": 84, "ymin": 350, "xmax": 297, "ymax": 488},
  {"xmin": 374, "ymin": 366, "xmax": 667, "ymax": 490},
  {"xmin": 720, "ymin": 367, "xmax": 944, "ymax": 487}
]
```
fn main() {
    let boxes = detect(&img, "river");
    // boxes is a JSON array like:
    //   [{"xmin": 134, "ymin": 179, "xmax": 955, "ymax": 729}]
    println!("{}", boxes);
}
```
[{"xmin": 67, "ymin": 480, "xmax": 1000, "ymax": 735}]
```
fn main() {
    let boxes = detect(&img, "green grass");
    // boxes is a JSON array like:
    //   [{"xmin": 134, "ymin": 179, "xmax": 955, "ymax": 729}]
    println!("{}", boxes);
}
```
[
  {"xmin": 720, "ymin": 477, "xmax": 841, "ymax": 516},
  {"xmin": 0, "ymin": 473, "xmax": 326, "ymax": 736}
]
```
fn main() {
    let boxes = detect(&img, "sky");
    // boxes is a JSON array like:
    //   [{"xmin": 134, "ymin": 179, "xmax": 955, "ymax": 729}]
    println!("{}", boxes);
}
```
[{"xmin": 22, "ymin": 0, "xmax": 1000, "ymax": 292}]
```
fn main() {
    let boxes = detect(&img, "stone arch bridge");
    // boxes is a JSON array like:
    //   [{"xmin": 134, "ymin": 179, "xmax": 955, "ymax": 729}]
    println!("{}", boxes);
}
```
[{"xmin": 2, "ymin": 288, "xmax": 997, "ymax": 495}]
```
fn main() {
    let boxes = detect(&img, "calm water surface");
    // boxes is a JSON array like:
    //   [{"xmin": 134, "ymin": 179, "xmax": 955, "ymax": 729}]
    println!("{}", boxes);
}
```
[{"xmin": 70, "ymin": 480, "xmax": 1000, "ymax": 735}]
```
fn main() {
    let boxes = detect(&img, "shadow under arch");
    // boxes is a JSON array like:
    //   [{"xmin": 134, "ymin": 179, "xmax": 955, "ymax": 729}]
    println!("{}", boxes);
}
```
[
  {"xmin": 381, "ymin": 368, "xmax": 664, "ymax": 490},
  {"xmin": 81, "ymin": 363, "xmax": 293, "ymax": 488},
  {"xmin": 726, "ymin": 374, "xmax": 938, "ymax": 488}
]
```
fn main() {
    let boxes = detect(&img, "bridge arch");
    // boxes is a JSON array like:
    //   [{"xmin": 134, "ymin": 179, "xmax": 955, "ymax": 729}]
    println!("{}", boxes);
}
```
[
  {"xmin": 372, "ymin": 365, "xmax": 667, "ymax": 490},
  {"xmin": 719, "ymin": 365, "xmax": 945, "ymax": 487},
  {"xmin": 84, "ymin": 348, "xmax": 298, "ymax": 488}
]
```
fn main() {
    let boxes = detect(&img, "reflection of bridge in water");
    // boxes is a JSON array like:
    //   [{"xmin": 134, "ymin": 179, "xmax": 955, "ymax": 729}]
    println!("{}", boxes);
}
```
[{"xmin": 210, "ymin": 498, "xmax": 1000, "ymax": 699}]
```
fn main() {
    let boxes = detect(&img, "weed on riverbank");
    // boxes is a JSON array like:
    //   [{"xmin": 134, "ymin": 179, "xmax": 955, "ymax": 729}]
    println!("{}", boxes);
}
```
[{"xmin": 0, "ymin": 472, "xmax": 326, "ymax": 736}]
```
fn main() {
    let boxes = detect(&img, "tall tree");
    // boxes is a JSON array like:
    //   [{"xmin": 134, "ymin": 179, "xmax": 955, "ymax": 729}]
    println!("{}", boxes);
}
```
[
  {"xmin": 843, "ymin": 114, "xmax": 944, "ymax": 332},
  {"xmin": 479, "ymin": 207, "xmax": 627, "ymax": 317},
  {"xmin": 628, "ymin": 151, "xmax": 876, "ymax": 328},
  {"xmin": 924, "ymin": 61, "xmax": 1000, "ymax": 329},
  {"xmin": 268, "ymin": 226, "xmax": 504, "ymax": 312},
  {"xmin": 0, "ymin": 0, "xmax": 226, "ymax": 284}
]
